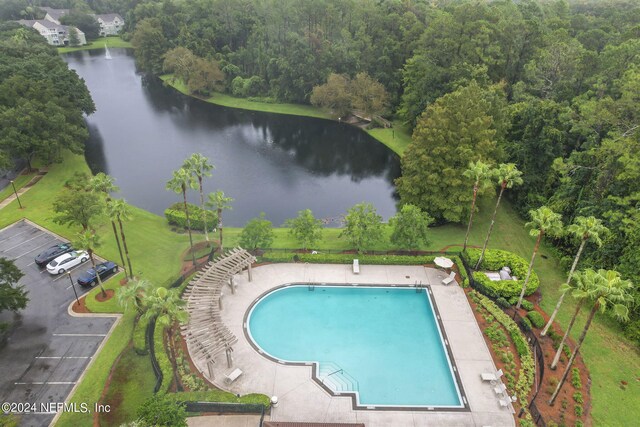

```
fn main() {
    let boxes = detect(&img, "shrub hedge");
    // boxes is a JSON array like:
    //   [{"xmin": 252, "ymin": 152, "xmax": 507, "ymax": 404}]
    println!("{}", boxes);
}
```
[
  {"xmin": 527, "ymin": 311, "xmax": 545, "ymax": 328},
  {"xmin": 473, "ymin": 291, "xmax": 535, "ymax": 404},
  {"xmin": 520, "ymin": 299, "xmax": 534, "ymax": 311},
  {"xmin": 165, "ymin": 202, "xmax": 216, "ymax": 232},
  {"xmin": 465, "ymin": 248, "xmax": 540, "ymax": 298},
  {"xmin": 133, "ymin": 315, "xmax": 150, "ymax": 355},
  {"xmin": 153, "ymin": 322, "xmax": 173, "ymax": 394},
  {"xmin": 168, "ymin": 391, "xmax": 271, "ymax": 407}
]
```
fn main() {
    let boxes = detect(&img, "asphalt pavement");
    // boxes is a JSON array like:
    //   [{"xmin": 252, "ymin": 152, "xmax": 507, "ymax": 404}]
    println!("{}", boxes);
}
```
[{"xmin": 0, "ymin": 220, "xmax": 118, "ymax": 427}]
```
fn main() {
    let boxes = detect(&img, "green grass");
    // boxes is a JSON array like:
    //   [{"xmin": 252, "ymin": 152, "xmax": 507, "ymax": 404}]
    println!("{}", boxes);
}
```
[
  {"xmin": 367, "ymin": 121, "xmax": 413, "ymax": 156},
  {"xmin": 98, "ymin": 345, "xmax": 156, "ymax": 427},
  {"xmin": 56, "ymin": 312, "xmax": 135, "ymax": 427},
  {"xmin": 57, "ymin": 36, "xmax": 132, "ymax": 53},
  {"xmin": 0, "ymin": 170, "xmax": 36, "ymax": 202}
]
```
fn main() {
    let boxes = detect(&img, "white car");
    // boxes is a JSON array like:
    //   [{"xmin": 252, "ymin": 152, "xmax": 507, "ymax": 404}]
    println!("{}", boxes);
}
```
[{"xmin": 46, "ymin": 250, "xmax": 90, "ymax": 275}]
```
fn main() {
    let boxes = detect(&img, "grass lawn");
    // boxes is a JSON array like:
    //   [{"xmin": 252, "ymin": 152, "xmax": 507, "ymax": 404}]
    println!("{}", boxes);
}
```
[
  {"xmin": 367, "ymin": 121, "xmax": 413, "ymax": 156},
  {"xmin": 98, "ymin": 345, "xmax": 156, "ymax": 427},
  {"xmin": 57, "ymin": 36, "xmax": 131, "ymax": 53},
  {"xmin": 0, "ymin": 170, "xmax": 36, "ymax": 202}
]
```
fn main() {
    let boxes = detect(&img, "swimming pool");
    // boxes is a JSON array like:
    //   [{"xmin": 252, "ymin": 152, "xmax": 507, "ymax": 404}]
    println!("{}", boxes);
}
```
[{"xmin": 246, "ymin": 285, "xmax": 465, "ymax": 408}]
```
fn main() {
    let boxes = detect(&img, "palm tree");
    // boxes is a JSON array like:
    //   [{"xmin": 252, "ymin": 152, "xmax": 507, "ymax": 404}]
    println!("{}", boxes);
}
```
[
  {"xmin": 89, "ymin": 174, "xmax": 126, "ymax": 277},
  {"xmin": 166, "ymin": 168, "xmax": 198, "ymax": 265},
  {"xmin": 206, "ymin": 190, "xmax": 233, "ymax": 253},
  {"xmin": 549, "ymin": 269, "xmax": 632, "ymax": 405},
  {"xmin": 462, "ymin": 160, "xmax": 494, "ymax": 251},
  {"xmin": 541, "ymin": 216, "xmax": 608, "ymax": 336},
  {"xmin": 515, "ymin": 206, "xmax": 563, "ymax": 309},
  {"xmin": 116, "ymin": 279, "xmax": 152, "ymax": 314},
  {"xmin": 475, "ymin": 163, "xmax": 523, "ymax": 269},
  {"xmin": 75, "ymin": 230, "xmax": 106, "ymax": 298},
  {"xmin": 108, "ymin": 199, "xmax": 134, "ymax": 280},
  {"xmin": 183, "ymin": 154, "xmax": 214, "ymax": 243}
]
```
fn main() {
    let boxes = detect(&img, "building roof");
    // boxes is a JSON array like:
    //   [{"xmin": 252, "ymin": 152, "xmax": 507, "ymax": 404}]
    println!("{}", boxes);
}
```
[
  {"xmin": 94, "ymin": 13, "xmax": 124, "ymax": 23},
  {"xmin": 40, "ymin": 7, "xmax": 69, "ymax": 22}
]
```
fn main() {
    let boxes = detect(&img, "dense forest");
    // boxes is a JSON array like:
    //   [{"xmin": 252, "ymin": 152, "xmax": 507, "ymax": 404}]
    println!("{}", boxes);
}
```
[{"xmin": 1, "ymin": 0, "xmax": 639, "ymax": 341}]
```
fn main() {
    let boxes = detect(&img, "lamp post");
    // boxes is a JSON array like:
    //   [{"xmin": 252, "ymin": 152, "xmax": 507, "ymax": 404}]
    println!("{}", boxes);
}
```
[
  {"xmin": 67, "ymin": 272, "xmax": 80, "ymax": 306},
  {"xmin": 10, "ymin": 180, "xmax": 22, "ymax": 209}
]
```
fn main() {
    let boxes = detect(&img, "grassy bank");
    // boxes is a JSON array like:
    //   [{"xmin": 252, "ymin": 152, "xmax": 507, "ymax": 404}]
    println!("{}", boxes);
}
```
[
  {"xmin": 159, "ymin": 75, "xmax": 412, "ymax": 156},
  {"xmin": 57, "ymin": 36, "xmax": 132, "ymax": 53},
  {"xmin": 0, "ymin": 170, "xmax": 36, "ymax": 202}
]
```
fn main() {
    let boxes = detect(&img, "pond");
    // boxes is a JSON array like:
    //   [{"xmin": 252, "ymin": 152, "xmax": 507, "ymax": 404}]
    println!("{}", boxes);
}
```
[{"xmin": 64, "ymin": 49, "xmax": 400, "ymax": 227}]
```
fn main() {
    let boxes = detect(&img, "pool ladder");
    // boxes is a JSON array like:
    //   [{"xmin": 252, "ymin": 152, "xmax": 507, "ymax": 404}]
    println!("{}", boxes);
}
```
[{"xmin": 415, "ymin": 280, "xmax": 424, "ymax": 293}]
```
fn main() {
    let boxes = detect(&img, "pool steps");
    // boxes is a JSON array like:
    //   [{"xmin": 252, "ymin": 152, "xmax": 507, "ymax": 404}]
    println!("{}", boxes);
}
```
[{"xmin": 317, "ymin": 361, "xmax": 359, "ymax": 392}]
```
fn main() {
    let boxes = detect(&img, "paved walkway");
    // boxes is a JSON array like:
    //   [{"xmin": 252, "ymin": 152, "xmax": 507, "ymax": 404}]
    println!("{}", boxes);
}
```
[
  {"xmin": 187, "ymin": 264, "xmax": 515, "ymax": 427},
  {"xmin": 0, "ymin": 169, "xmax": 47, "ymax": 210},
  {"xmin": 187, "ymin": 414, "xmax": 262, "ymax": 427}
]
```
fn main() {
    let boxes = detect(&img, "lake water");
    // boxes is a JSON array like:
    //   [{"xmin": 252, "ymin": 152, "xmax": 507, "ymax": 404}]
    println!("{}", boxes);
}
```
[{"xmin": 64, "ymin": 49, "xmax": 400, "ymax": 226}]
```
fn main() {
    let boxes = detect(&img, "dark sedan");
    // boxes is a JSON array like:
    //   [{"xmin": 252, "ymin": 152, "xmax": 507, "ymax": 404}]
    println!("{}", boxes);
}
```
[
  {"xmin": 35, "ymin": 243, "xmax": 74, "ymax": 267},
  {"xmin": 77, "ymin": 261, "xmax": 119, "ymax": 287}
]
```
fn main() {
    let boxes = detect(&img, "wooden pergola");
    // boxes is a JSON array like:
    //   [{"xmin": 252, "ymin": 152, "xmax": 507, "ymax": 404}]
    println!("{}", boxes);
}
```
[{"xmin": 181, "ymin": 247, "xmax": 256, "ymax": 379}]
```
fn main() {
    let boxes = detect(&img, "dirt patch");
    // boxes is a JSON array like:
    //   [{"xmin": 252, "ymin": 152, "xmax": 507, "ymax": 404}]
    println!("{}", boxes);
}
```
[
  {"xmin": 95, "ymin": 343, "xmax": 130, "ymax": 426},
  {"xmin": 71, "ymin": 296, "xmax": 91, "ymax": 314},
  {"xmin": 95, "ymin": 289, "xmax": 115, "ymax": 302}
]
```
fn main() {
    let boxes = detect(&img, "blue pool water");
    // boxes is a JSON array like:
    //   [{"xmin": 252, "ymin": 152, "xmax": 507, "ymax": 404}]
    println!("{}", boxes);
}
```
[{"xmin": 247, "ymin": 286, "xmax": 463, "ymax": 407}]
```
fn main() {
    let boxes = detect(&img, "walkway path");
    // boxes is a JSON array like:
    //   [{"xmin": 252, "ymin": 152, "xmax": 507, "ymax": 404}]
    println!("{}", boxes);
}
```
[{"xmin": 0, "ymin": 169, "xmax": 48, "ymax": 210}]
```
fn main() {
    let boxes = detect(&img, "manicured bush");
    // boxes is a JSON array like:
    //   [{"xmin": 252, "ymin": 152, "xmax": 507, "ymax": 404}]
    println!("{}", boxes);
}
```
[
  {"xmin": 571, "ymin": 368, "xmax": 582, "ymax": 389},
  {"xmin": 261, "ymin": 251, "xmax": 438, "ymax": 266},
  {"xmin": 575, "ymin": 405, "xmax": 583, "ymax": 417},
  {"xmin": 573, "ymin": 391, "xmax": 583, "ymax": 404},
  {"xmin": 464, "ymin": 248, "xmax": 540, "ymax": 297},
  {"xmin": 520, "ymin": 316, "xmax": 532, "ymax": 331},
  {"xmin": 153, "ymin": 322, "xmax": 173, "ymax": 394},
  {"xmin": 527, "ymin": 311, "xmax": 545, "ymax": 328},
  {"xmin": 520, "ymin": 299, "xmax": 534, "ymax": 311},
  {"xmin": 165, "ymin": 202, "xmax": 216, "ymax": 232},
  {"xmin": 452, "ymin": 256, "xmax": 470, "ymax": 287},
  {"xmin": 496, "ymin": 297, "xmax": 511, "ymax": 308},
  {"xmin": 133, "ymin": 315, "xmax": 150, "ymax": 355}
]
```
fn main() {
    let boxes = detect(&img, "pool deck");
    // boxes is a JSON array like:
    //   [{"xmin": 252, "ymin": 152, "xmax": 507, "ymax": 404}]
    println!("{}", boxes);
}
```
[{"xmin": 191, "ymin": 263, "xmax": 515, "ymax": 427}]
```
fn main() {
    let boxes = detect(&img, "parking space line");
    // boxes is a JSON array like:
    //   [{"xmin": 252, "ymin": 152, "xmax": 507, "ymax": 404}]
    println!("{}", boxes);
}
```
[
  {"xmin": 51, "ymin": 262, "xmax": 91, "ymax": 282},
  {"xmin": 52, "ymin": 333, "xmax": 106, "ymax": 337},
  {"xmin": 0, "ymin": 228, "xmax": 32, "ymax": 242},
  {"xmin": 13, "ymin": 238, "xmax": 56, "ymax": 260},
  {"xmin": 1, "ymin": 233, "xmax": 46, "ymax": 252},
  {"xmin": 14, "ymin": 382, "xmax": 76, "ymax": 385}
]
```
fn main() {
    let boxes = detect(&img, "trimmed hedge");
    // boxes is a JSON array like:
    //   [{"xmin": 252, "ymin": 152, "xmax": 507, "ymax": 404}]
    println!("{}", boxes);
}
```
[
  {"xmin": 261, "ymin": 251, "xmax": 437, "ymax": 265},
  {"xmin": 527, "ymin": 311, "xmax": 545, "ymax": 328},
  {"xmin": 465, "ymin": 248, "xmax": 540, "ymax": 298},
  {"xmin": 153, "ymin": 322, "xmax": 173, "ymax": 394},
  {"xmin": 165, "ymin": 202, "xmax": 216, "ymax": 232},
  {"xmin": 167, "ymin": 391, "xmax": 271, "ymax": 407},
  {"xmin": 133, "ymin": 315, "xmax": 150, "ymax": 355},
  {"xmin": 473, "ymin": 291, "xmax": 535, "ymax": 404}
]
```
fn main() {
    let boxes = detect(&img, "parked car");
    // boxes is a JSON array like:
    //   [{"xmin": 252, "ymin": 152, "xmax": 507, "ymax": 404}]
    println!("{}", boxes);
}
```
[
  {"xmin": 77, "ymin": 261, "xmax": 119, "ymax": 287},
  {"xmin": 46, "ymin": 250, "xmax": 89, "ymax": 275},
  {"xmin": 35, "ymin": 243, "xmax": 74, "ymax": 267}
]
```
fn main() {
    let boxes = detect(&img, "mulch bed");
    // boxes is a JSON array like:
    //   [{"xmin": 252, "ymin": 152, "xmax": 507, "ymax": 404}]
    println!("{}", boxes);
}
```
[
  {"xmin": 95, "ymin": 289, "xmax": 115, "ymax": 302},
  {"xmin": 71, "ymin": 297, "xmax": 91, "ymax": 314},
  {"xmin": 464, "ymin": 288, "xmax": 592, "ymax": 426}
]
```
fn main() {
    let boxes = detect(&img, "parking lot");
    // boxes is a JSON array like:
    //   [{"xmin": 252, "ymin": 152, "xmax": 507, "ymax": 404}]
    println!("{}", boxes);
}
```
[{"xmin": 0, "ymin": 220, "xmax": 118, "ymax": 427}]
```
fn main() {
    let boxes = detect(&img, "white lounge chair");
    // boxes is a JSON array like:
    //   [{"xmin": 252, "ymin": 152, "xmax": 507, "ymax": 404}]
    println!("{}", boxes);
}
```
[
  {"xmin": 481, "ymin": 369, "xmax": 503, "ymax": 383},
  {"xmin": 352, "ymin": 259, "xmax": 360, "ymax": 274},
  {"xmin": 494, "ymin": 383, "xmax": 507, "ymax": 395},
  {"xmin": 224, "ymin": 368, "xmax": 243, "ymax": 384},
  {"xmin": 499, "ymin": 398, "xmax": 510, "ymax": 408},
  {"xmin": 442, "ymin": 271, "xmax": 456, "ymax": 285}
]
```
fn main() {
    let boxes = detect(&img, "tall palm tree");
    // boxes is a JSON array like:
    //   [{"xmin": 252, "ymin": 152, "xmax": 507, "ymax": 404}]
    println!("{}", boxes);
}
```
[
  {"xmin": 89, "ymin": 174, "xmax": 126, "ymax": 276},
  {"xmin": 206, "ymin": 190, "xmax": 233, "ymax": 253},
  {"xmin": 166, "ymin": 168, "xmax": 198, "ymax": 265},
  {"xmin": 462, "ymin": 160, "xmax": 494, "ymax": 251},
  {"xmin": 516, "ymin": 206, "xmax": 563, "ymax": 309},
  {"xmin": 183, "ymin": 154, "xmax": 214, "ymax": 243},
  {"xmin": 116, "ymin": 279, "xmax": 152, "ymax": 314},
  {"xmin": 475, "ymin": 163, "xmax": 523, "ymax": 269},
  {"xmin": 542, "ymin": 216, "xmax": 608, "ymax": 336},
  {"xmin": 109, "ymin": 199, "xmax": 134, "ymax": 280},
  {"xmin": 549, "ymin": 269, "xmax": 632, "ymax": 404},
  {"xmin": 75, "ymin": 230, "xmax": 106, "ymax": 298}
]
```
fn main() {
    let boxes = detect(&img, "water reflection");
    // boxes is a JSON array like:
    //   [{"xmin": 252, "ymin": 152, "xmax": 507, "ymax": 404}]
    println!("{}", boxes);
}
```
[{"xmin": 66, "ymin": 49, "xmax": 400, "ymax": 226}]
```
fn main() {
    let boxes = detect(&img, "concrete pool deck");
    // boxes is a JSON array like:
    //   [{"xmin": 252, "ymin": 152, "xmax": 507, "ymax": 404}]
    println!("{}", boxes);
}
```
[{"xmin": 190, "ymin": 263, "xmax": 515, "ymax": 427}]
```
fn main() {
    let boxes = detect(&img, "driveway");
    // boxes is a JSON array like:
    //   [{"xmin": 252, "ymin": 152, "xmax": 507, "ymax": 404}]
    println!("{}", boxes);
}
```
[{"xmin": 0, "ymin": 220, "xmax": 118, "ymax": 427}]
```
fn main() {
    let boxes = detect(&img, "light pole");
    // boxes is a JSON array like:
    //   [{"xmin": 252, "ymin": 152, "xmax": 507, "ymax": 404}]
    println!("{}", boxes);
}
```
[
  {"xmin": 67, "ymin": 272, "xmax": 80, "ymax": 306},
  {"xmin": 10, "ymin": 180, "xmax": 22, "ymax": 209}
]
